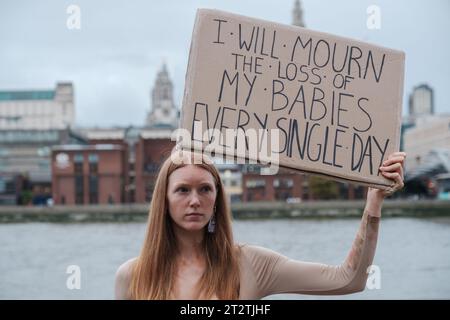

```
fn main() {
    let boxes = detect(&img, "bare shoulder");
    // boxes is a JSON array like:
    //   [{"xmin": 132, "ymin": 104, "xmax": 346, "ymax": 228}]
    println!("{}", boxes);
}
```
[{"xmin": 114, "ymin": 257, "xmax": 137, "ymax": 300}]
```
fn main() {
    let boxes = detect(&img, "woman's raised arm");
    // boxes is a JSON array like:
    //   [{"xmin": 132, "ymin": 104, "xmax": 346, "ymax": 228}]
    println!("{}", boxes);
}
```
[{"xmin": 241, "ymin": 152, "xmax": 405, "ymax": 298}]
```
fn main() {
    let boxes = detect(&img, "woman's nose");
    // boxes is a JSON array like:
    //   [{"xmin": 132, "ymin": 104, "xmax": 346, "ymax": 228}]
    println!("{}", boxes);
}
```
[{"xmin": 189, "ymin": 192, "xmax": 201, "ymax": 207}]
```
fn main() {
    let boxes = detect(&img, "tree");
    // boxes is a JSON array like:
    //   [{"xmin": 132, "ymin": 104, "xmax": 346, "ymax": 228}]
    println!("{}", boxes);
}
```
[
  {"xmin": 20, "ymin": 190, "xmax": 33, "ymax": 205},
  {"xmin": 308, "ymin": 175, "xmax": 339, "ymax": 200}
]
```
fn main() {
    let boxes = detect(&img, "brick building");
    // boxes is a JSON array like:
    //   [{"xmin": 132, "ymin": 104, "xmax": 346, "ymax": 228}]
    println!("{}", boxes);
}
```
[
  {"xmin": 75, "ymin": 127, "xmax": 175, "ymax": 204},
  {"xmin": 242, "ymin": 166, "xmax": 366, "ymax": 202},
  {"xmin": 135, "ymin": 130, "xmax": 175, "ymax": 203},
  {"xmin": 242, "ymin": 167, "xmax": 305, "ymax": 202},
  {"xmin": 52, "ymin": 144, "xmax": 125, "ymax": 205}
]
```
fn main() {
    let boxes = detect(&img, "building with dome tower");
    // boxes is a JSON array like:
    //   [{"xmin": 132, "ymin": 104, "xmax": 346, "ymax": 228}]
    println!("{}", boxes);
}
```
[{"xmin": 146, "ymin": 63, "xmax": 179, "ymax": 129}]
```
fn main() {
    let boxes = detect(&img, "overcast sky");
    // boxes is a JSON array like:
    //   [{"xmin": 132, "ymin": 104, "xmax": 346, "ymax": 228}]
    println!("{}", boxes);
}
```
[{"xmin": 1, "ymin": 0, "xmax": 449, "ymax": 127}]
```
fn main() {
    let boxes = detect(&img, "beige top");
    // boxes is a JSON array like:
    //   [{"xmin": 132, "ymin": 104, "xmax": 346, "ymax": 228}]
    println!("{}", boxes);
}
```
[{"xmin": 115, "ymin": 209, "xmax": 379, "ymax": 299}]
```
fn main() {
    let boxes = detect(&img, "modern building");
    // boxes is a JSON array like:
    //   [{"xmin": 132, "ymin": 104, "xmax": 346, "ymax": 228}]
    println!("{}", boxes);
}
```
[
  {"xmin": 0, "ymin": 82, "xmax": 78, "ymax": 204},
  {"xmin": 0, "ymin": 128, "xmax": 86, "ymax": 204},
  {"xmin": 400, "ymin": 84, "xmax": 440, "ymax": 173},
  {"xmin": 0, "ymin": 82, "xmax": 75, "ymax": 130},
  {"xmin": 0, "ymin": 173, "xmax": 25, "ymax": 205},
  {"xmin": 403, "ymin": 148, "xmax": 450, "ymax": 199},
  {"xmin": 146, "ymin": 64, "xmax": 179, "ymax": 128},
  {"xmin": 403, "ymin": 115, "xmax": 450, "ymax": 173},
  {"xmin": 408, "ymin": 83, "xmax": 434, "ymax": 119}
]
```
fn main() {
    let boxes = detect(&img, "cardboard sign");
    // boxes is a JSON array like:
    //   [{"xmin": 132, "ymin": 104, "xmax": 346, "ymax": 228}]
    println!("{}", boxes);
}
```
[{"xmin": 180, "ymin": 9, "xmax": 405, "ymax": 189}]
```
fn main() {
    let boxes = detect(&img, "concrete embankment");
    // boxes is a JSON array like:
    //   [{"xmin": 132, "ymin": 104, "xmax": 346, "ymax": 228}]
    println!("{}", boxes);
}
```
[{"xmin": 0, "ymin": 200, "xmax": 449, "ymax": 223}]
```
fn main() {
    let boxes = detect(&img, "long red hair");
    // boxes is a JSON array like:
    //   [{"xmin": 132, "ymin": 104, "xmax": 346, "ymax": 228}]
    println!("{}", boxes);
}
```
[{"xmin": 129, "ymin": 151, "xmax": 240, "ymax": 299}]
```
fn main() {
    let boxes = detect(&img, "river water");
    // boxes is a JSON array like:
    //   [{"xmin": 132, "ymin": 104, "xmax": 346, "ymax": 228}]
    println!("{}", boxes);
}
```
[{"xmin": 1, "ymin": 216, "xmax": 449, "ymax": 299}]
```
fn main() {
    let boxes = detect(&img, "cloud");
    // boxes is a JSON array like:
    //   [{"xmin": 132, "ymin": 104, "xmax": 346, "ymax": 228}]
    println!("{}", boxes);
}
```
[{"xmin": 0, "ymin": 0, "xmax": 449, "ymax": 127}]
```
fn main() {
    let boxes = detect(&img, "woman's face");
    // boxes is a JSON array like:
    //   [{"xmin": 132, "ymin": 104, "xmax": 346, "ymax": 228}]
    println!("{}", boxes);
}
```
[{"xmin": 167, "ymin": 165, "xmax": 217, "ymax": 232}]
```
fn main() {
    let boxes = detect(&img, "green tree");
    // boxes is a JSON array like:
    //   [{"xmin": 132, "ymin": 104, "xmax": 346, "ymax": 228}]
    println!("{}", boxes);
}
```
[
  {"xmin": 308, "ymin": 176, "xmax": 339, "ymax": 200},
  {"xmin": 20, "ymin": 190, "xmax": 33, "ymax": 205}
]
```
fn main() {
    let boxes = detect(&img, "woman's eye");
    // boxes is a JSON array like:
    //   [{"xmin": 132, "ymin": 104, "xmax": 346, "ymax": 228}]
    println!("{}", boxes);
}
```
[
  {"xmin": 176, "ymin": 187, "xmax": 189, "ymax": 193},
  {"xmin": 200, "ymin": 186, "xmax": 212, "ymax": 193}
]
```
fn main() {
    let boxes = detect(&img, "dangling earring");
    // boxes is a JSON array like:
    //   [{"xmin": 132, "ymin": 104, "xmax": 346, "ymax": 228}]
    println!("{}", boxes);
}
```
[{"xmin": 208, "ymin": 206, "xmax": 216, "ymax": 233}]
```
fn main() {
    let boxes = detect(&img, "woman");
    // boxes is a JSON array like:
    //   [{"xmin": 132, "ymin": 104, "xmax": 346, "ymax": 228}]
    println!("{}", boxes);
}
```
[{"xmin": 115, "ymin": 150, "xmax": 406, "ymax": 299}]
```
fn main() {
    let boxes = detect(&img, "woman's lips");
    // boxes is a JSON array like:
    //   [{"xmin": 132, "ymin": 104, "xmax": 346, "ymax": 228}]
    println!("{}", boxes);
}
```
[{"xmin": 185, "ymin": 213, "xmax": 204, "ymax": 220}]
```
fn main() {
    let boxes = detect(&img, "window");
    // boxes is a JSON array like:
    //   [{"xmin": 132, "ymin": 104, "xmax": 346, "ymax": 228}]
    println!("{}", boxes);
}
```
[
  {"xmin": 273, "ymin": 179, "xmax": 279, "ymax": 187},
  {"xmin": 75, "ymin": 176, "xmax": 83, "ymax": 193},
  {"xmin": 88, "ymin": 154, "xmax": 98, "ymax": 163},
  {"xmin": 75, "ymin": 175, "xmax": 84, "ymax": 204},
  {"xmin": 74, "ymin": 163, "xmax": 83, "ymax": 174},
  {"xmin": 275, "ymin": 191, "xmax": 291, "ymax": 201},
  {"xmin": 88, "ymin": 174, "xmax": 98, "ymax": 204},
  {"xmin": 285, "ymin": 179, "xmax": 294, "ymax": 188},
  {"xmin": 302, "ymin": 187, "xmax": 309, "ymax": 200},
  {"xmin": 89, "ymin": 176, "xmax": 98, "ymax": 193},
  {"xmin": 89, "ymin": 163, "xmax": 98, "ymax": 174},
  {"xmin": 88, "ymin": 154, "xmax": 98, "ymax": 174},
  {"xmin": 74, "ymin": 154, "xmax": 83, "ymax": 174},
  {"xmin": 355, "ymin": 186, "xmax": 366, "ymax": 200},
  {"xmin": 246, "ymin": 179, "xmax": 266, "ymax": 188},
  {"xmin": 339, "ymin": 183, "xmax": 348, "ymax": 199},
  {"xmin": 274, "ymin": 178, "xmax": 293, "ymax": 188},
  {"xmin": 74, "ymin": 154, "xmax": 84, "ymax": 163}
]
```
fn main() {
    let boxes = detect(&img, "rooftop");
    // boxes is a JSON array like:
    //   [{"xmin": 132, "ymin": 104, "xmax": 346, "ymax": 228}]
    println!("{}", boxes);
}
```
[
  {"xmin": 0, "ymin": 90, "xmax": 55, "ymax": 101},
  {"xmin": 52, "ymin": 144, "xmax": 123, "ymax": 151}
]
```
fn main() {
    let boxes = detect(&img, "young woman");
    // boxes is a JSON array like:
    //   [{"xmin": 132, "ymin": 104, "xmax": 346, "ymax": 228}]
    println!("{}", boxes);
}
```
[{"xmin": 115, "ymin": 150, "xmax": 406, "ymax": 299}]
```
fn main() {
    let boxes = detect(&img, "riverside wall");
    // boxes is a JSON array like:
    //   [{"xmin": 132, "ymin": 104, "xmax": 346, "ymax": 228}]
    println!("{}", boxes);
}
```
[{"xmin": 0, "ymin": 200, "xmax": 449, "ymax": 223}]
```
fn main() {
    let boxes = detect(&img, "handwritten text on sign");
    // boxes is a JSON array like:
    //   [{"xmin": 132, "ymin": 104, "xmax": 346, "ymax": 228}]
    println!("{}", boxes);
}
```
[{"xmin": 181, "ymin": 10, "xmax": 404, "ymax": 187}]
